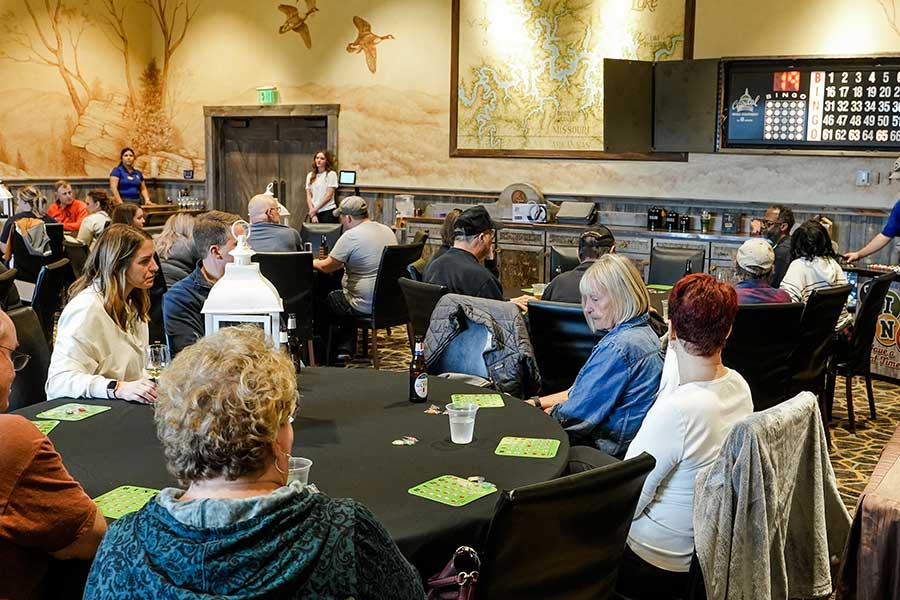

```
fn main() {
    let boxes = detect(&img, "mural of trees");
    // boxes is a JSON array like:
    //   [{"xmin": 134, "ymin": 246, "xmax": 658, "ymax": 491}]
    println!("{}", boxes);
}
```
[
  {"xmin": 129, "ymin": 59, "xmax": 176, "ymax": 154},
  {"xmin": 0, "ymin": 0, "xmax": 94, "ymax": 115},
  {"xmin": 99, "ymin": 0, "xmax": 139, "ymax": 109},
  {"xmin": 143, "ymin": 0, "xmax": 201, "ymax": 109}
]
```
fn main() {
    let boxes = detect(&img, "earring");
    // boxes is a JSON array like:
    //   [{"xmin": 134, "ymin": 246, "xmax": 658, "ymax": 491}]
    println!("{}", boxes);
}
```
[{"xmin": 273, "ymin": 446, "xmax": 291, "ymax": 475}]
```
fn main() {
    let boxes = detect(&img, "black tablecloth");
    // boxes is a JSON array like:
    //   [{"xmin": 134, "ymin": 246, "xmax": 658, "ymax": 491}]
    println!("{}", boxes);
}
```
[{"xmin": 14, "ymin": 367, "xmax": 568, "ymax": 575}]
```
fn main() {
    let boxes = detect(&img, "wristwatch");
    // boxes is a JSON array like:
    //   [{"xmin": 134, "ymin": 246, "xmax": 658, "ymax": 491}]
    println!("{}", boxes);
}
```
[{"xmin": 106, "ymin": 380, "xmax": 118, "ymax": 400}]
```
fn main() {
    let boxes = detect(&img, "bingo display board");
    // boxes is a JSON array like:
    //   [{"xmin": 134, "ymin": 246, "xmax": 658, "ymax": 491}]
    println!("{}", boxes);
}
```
[
  {"xmin": 93, "ymin": 485, "xmax": 160, "ymax": 519},
  {"xmin": 36, "ymin": 403, "xmax": 111, "ymax": 422},
  {"xmin": 722, "ymin": 58, "xmax": 900, "ymax": 151},
  {"xmin": 495, "ymin": 436, "xmax": 561, "ymax": 459},
  {"xmin": 449, "ymin": 393, "xmax": 505, "ymax": 408},
  {"xmin": 408, "ymin": 475, "xmax": 497, "ymax": 507}
]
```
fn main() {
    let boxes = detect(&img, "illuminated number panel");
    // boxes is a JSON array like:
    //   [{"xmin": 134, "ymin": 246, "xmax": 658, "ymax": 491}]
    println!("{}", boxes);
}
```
[{"xmin": 723, "ymin": 59, "xmax": 900, "ymax": 151}]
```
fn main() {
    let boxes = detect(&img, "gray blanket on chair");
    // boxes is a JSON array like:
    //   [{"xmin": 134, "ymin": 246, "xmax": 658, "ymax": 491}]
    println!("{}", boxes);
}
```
[{"xmin": 693, "ymin": 392, "xmax": 850, "ymax": 600}]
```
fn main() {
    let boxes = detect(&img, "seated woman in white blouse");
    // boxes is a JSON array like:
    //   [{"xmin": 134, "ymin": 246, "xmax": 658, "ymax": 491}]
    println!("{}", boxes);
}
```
[
  {"xmin": 46, "ymin": 224, "xmax": 158, "ymax": 403},
  {"xmin": 616, "ymin": 273, "xmax": 753, "ymax": 600}
]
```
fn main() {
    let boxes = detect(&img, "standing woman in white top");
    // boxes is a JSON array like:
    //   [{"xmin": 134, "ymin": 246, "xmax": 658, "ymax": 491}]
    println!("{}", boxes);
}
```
[
  {"xmin": 616, "ymin": 274, "xmax": 753, "ymax": 600},
  {"xmin": 305, "ymin": 149, "xmax": 338, "ymax": 223},
  {"xmin": 46, "ymin": 224, "xmax": 158, "ymax": 403},
  {"xmin": 76, "ymin": 189, "xmax": 112, "ymax": 249}
]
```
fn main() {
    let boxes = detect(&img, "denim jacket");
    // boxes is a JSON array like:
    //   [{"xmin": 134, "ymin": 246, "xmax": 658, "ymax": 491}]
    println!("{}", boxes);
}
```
[{"xmin": 550, "ymin": 313, "xmax": 663, "ymax": 458}]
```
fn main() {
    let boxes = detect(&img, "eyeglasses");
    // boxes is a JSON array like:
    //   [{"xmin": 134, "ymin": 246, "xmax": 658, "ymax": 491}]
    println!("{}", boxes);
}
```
[
  {"xmin": 761, "ymin": 219, "xmax": 783, "ymax": 228},
  {"xmin": 0, "ymin": 345, "xmax": 30, "ymax": 371}
]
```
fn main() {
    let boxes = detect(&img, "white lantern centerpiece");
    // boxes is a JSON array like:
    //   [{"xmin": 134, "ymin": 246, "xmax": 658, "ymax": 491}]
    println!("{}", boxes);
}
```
[{"xmin": 201, "ymin": 220, "xmax": 283, "ymax": 349}]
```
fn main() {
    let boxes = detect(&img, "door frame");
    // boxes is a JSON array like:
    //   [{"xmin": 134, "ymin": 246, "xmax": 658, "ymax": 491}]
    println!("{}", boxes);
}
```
[{"xmin": 204, "ymin": 104, "xmax": 340, "ymax": 211}]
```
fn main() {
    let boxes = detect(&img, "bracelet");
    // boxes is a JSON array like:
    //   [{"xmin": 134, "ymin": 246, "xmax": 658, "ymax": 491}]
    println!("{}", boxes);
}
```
[{"xmin": 532, "ymin": 398, "xmax": 542, "ymax": 409}]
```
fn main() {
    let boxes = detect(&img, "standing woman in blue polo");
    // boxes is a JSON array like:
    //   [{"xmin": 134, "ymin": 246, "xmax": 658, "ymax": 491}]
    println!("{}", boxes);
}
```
[{"xmin": 109, "ymin": 147, "xmax": 150, "ymax": 205}]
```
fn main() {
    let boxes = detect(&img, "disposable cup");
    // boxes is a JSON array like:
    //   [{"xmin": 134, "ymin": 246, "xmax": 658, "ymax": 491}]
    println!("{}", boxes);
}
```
[
  {"xmin": 446, "ymin": 402, "xmax": 479, "ymax": 444},
  {"xmin": 287, "ymin": 457, "xmax": 313, "ymax": 485}
]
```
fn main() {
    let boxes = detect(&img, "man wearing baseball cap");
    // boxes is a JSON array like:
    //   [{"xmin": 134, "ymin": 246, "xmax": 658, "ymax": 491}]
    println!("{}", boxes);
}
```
[
  {"xmin": 423, "ymin": 205, "xmax": 504, "ymax": 300},
  {"xmin": 733, "ymin": 238, "xmax": 791, "ymax": 304},
  {"xmin": 313, "ymin": 196, "xmax": 396, "ymax": 361},
  {"xmin": 542, "ymin": 226, "xmax": 616, "ymax": 304}
]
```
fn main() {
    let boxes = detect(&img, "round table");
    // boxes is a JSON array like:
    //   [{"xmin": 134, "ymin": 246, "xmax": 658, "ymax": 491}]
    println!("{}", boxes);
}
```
[{"xmin": 14, "ymin": 367, "xmax": 568, "ymax": 575}]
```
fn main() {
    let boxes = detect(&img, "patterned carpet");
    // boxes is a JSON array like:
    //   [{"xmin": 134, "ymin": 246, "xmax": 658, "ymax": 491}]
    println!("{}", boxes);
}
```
[{"xmin": 344, "ymin": 326, "xmax": 900, "ymax": 513}]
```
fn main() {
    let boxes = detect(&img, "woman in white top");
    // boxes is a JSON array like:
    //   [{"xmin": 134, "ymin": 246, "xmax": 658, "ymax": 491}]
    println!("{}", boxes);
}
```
[
  {"xmin": 76, "ymin": 189, "xmax": 112, "ymax": 249},
  {"xmin": 617, "ymin": 274, "xmax": 753, "ymax": 600},
  {"xmin": 779, "ymin": 220, "xmax": 849, "ymax": 303},
  {"xmin": 305, "ymin": 149, "xmax": 338, "ymax": 224},
  {"xmin": 46, "ymin": 224, "xmax": 158, "ymax": 403}
]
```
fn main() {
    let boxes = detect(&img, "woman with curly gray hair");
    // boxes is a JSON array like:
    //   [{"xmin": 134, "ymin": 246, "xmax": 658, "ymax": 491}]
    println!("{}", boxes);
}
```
[{"xmin": 83, "ymin": 325, "xmax": 424, "ymax": 600}]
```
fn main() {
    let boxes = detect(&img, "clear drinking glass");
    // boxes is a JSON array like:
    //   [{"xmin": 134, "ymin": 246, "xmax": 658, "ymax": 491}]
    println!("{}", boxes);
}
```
[{"xmin": 145, "ymin": 343, "xmax": 171, "ymax": 383}]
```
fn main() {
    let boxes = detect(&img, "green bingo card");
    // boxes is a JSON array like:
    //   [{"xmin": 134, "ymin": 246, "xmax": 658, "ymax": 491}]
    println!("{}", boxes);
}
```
[
  {"xmin": 36, "ymin": 403, "xmax": 111, "ymax": 422},
  {"xmin": 30, "ymin": 420, "xmax": 59, "ymax": 435},
  {"xmin": 408, "ymin": 475, "xmax": 497, "ymax": 507},
  {"xmin": 450, "ymin": 393, "xmax": 505, "ymax": 408},
  {"xmin": 93, "ymin": 486, "xmax": 160, "ymax": 519},
  {"xmin": 495, "ymin": 436, "xmax": 561, "ymax": 459}
]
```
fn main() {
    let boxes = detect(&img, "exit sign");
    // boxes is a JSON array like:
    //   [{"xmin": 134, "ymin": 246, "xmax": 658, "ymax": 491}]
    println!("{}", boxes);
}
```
[{"xmin": 256, "ymin": 86, "xmax": 278, "ymax": 105}]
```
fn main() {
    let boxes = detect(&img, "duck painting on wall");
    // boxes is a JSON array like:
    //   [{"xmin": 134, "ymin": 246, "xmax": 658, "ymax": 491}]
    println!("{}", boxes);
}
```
[
  {"xmin": 346, "ymin": 16, "xmax": 394, "ymax": 73},
  {"xmin": 278, "ymin": 0, "xmax": 319, "ymax": 49}
]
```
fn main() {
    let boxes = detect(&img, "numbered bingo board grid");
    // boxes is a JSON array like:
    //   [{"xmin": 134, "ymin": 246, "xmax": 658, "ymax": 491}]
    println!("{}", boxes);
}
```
[{"xmin": 764, "ymin": 99, "xmax": 806, "ymax": 141}]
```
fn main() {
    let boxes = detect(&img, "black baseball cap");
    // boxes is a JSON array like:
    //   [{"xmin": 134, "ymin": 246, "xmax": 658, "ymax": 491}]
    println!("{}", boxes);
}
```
[
  {"xmin": 579, "ymin": 226, "xmax": 615, "ymax": 248},
  {"xmin": 453, "ymin": 205, "xmax": 501, "ymax": 236}
]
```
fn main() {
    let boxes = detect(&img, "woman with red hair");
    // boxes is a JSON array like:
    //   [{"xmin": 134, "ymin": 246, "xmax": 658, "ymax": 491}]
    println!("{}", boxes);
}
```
[{"xmin": 616, "ymin": 274, "xmax": 753, "ymax": 600}]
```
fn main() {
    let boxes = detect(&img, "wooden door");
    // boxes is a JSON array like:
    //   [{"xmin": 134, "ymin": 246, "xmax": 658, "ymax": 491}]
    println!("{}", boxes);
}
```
[
  {"xmin": 220, "ymin": 117, "xmax": 328, "ymax": 224},
  {"xmin": 278, "ymin": 117, "xmax": 328, "ymax": 229}
]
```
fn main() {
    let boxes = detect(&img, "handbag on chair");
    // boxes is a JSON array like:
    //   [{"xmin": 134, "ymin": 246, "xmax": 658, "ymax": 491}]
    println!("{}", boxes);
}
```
[{"xmin": 426, "ymin": 546, "xmax": 480, "ymax": 600}]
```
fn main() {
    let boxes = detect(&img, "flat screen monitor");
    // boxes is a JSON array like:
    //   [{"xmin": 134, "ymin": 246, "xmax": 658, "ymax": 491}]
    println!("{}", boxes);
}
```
[
  {"xmin": 300, "ymin": 223, "xmax": 342, "ymax": 256},
  {"xmin": 339, "ymin": 170, "xmax": 356, "ymax": 185},
  {"xmin": 549, "ymin": 246, "xmax": 580, "ymax": 280}
]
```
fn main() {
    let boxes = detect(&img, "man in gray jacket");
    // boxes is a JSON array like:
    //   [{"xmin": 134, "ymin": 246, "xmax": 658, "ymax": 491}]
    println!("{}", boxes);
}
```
[{"xmin": 247, "ymin": 194, "xmax": 302, "ymax": 252}]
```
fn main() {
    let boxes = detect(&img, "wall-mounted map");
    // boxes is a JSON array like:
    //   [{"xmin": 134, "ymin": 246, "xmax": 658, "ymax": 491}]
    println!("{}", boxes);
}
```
[{"xmin": 451, "ymin": 0, "xmax": 694, "ymax": 158}]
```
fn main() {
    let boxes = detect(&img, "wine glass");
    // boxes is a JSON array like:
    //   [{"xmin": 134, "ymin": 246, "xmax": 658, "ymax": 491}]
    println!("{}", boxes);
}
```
[{"xmin": 145, "ymin": 343, "xmax": 171, "ymax": 383}]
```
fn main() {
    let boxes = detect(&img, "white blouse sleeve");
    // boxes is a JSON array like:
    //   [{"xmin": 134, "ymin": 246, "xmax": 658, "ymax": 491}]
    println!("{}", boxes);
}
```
[
  {"xmin": 46, "ymin": 301, "xmax": 114, "ymax": 399},
  {"xmin": 326, "ymin": 170, "xmax": 338, "ymax": 188}
]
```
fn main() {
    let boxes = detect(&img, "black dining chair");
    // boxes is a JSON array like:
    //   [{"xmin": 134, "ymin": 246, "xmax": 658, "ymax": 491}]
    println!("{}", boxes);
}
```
[
  {"xmin": 6, "ymin": 306, "xmax": 51, "ymax": 412},
  {"xmin": 477, "ymin": 453, "xmax": 656, "ymax": 600},
  {"xmin": 826, "ymin": 272, "xmax": 895, "ymax": 433},
  {"xmin": 722, "ymin": 302, "xmax": 804, "ymax": 412},
  {"xmin": 0, "ymin": 267, "xmax": 18, "ymax": 311},
  {"xmin": 326, "ymin": 242, "xmax": 424, "ymax": 368},
  {"xmin": 300, "ymin": 222, "xmax": 342, "ymax": 256},
  {"xmin": 252, "ymin": 251, "xmax": 317, "ymax": 366},
  {"xmin": 648, "ymin": 246, "xmax": 705, "ymax": 286},
  {"xmin": 398, "ymin": 278, "xmax": 447, "ymax": 347},
  {"xmin": 527, "ymin": 299, "xmax": 604, "ymax": 395},
  {"xmin": 788, "ymin": 284, "xmax": 852, "ymax": 444},
  {"xmin": 11, "ymin": 229, "xmax": 54, "ymax": 283},
  {"xmin": 63, "ymin": 237, "xmax": 90, "ymax": 279},
  {"xmin": 31, "ymin": 258, "xmax": 72, "ymax": 348},
  {"xmin": 549, "ymin": 245, "xmax": 580, "ymax": 280}
]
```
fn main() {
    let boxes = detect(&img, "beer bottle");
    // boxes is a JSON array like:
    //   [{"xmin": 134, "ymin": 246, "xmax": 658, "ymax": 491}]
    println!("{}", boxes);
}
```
[
  {"xmin": 319, "ymin": 234, "xmax": 329, "ymax": 259},
  {"xmin": 684, "ymin": 259, "xmax": 693, "ymax": 277},
  {"xmin": 409, "ymin": 336, "xmax": 428, "ymax": 403},
  {"xmin": 287, "ymin": 313, "xmax": 302, "ymax": 372}
]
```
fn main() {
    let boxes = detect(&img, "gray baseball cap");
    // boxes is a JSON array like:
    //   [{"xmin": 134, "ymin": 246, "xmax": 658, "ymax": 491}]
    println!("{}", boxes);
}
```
[
  {"xmin": 333, "ymin": 196, "xmax": 368, "ymax": 218},
  {"xmin": 736, "ymin": 238, "xmax": 775, "ymax": 274}
]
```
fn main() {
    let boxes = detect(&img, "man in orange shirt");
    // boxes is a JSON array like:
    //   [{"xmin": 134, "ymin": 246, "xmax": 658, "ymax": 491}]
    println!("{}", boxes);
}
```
[
  {"xmin": 0, "ymin": 308, "xmax": 107, "ymax": 599},
  {"xmin": 47, "ymin": 180, "xmax": 88, "ymax": 233}
]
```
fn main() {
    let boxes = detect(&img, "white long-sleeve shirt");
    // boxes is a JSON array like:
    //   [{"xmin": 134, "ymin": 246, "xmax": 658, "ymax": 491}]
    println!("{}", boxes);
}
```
[
  {"xmin": 624, "ymin": 367, "xmax": 753, "ymax": 572},
  {"xmin": 76, "ymin": 211, "xmax": 110, "ymax": 249},
  {"xmin": 46, "ymin": 287, "xmax": 147, "ymax": 399}
]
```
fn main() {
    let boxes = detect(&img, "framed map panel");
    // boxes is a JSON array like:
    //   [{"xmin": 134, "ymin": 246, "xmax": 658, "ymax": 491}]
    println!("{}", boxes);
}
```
[{"xmin": 451, "ymin": 0, "xmax": 695, "ymax": 159}]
